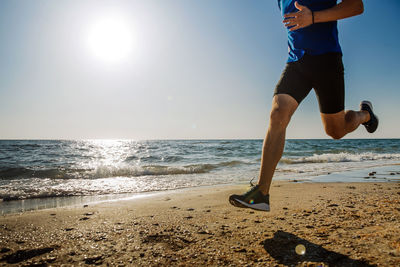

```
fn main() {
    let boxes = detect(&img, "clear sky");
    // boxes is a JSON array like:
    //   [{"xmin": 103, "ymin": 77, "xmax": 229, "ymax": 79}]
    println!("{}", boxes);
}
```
[{"xmin": 0, "ymin": 0, "xmax": 399, "ymax": 140}]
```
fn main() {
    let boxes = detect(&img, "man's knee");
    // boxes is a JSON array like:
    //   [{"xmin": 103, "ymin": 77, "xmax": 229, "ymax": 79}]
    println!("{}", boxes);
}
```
[
  {"xmin": 321, "ymin": 111, "xmax": 347, "ymax": 140},
  {"xmin": 269, "ymin": 94, "xmax": 298, "ymax": 130},
  {"xmin": 325, "ymin": 126, "xmax": 345, "ymax": 140},
  {"xmin": 269, "ymin": 106, "xmax": 292, "ymax": 129}
]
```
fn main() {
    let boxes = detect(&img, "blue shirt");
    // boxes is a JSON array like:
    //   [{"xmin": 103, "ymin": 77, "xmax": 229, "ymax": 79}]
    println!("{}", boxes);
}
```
[{"xmin": 278, "ymin": 0, "xmax": 342, "ymax": 62}]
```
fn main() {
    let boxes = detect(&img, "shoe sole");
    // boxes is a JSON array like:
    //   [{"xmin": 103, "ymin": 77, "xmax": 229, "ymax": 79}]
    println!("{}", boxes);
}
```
[
  {"xmin": 231, "ymin": 198, "xmax": 270, "ymax": 212},
  {"xmin": 361, "ymin": 100, "xmax": 379, "ymax": 133},
  {"xmin": 229, "ymin": 196, "xmax": 248, "ymax": 208}
]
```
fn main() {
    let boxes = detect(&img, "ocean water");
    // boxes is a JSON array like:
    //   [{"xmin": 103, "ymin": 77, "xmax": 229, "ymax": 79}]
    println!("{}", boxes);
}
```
[{"xmin": 0, "ymin": 139, "xmax": 399, "ymax": 207}]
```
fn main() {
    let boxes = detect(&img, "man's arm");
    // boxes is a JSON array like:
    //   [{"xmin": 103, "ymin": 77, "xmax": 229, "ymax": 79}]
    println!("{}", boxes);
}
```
[{"xmin": 283, "ymin": 0, "xmax": 364, "ymax": 32}]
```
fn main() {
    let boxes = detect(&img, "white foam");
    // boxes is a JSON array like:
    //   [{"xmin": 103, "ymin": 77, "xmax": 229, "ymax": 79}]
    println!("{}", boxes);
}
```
[{"xmin": 280, "ymin": 152, "xmax": 400, "ymax": 164}]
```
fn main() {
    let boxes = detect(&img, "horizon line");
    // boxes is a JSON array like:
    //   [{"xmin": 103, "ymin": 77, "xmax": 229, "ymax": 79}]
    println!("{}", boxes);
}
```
[{"xmin": 0, "ymin": 137, "xmax": 399, "ymax": 141}]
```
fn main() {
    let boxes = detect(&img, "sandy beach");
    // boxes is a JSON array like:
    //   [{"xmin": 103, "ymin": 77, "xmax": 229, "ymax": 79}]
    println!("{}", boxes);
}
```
[{"xmin": 0, "ymin": 181, "xmax": 399, "ymax": 266}]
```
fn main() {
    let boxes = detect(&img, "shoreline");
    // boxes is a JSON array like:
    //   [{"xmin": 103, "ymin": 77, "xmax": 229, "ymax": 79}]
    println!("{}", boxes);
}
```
[
  {"xmin": 1, "ymin": 164, "xmax": 399, "ymax": 215},
  {"xmin": 0, "ymin": 181, "xmax": 399, "ymax": 266}
]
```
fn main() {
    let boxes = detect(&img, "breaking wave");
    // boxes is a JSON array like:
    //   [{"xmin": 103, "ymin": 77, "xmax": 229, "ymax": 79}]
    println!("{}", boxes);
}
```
[
  {"xmin": 280, "ymin": 152, "xmax": 400, "ymax": 164},
  {"xmin": 0, "ymin": 160, "xmax": 246, "ymax": 180}
]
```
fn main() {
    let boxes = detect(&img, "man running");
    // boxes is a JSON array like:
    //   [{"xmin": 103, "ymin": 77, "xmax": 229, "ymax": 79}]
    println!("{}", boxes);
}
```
[{"xmin": 229, "ymin": 0, "xmax": 378, "ymax": 212}]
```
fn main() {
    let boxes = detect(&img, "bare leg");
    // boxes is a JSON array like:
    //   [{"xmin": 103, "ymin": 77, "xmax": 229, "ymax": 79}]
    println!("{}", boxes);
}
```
[
  {"xmin": 321, "ymin": 109, "xmax": 370, "ymax": 140},
  {"xmin": 257, "ymin": 94, "xmax": 299, "ymax": 195}
]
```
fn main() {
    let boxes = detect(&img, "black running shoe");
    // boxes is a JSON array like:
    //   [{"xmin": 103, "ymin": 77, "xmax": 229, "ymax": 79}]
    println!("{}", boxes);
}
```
[
  {"xmin": 360, "ymin": 101, "xmax": 379, "ymax": 133},
  {"xmin": 229, "ymin": 185, "xmax": 270, "ymax": 212}
]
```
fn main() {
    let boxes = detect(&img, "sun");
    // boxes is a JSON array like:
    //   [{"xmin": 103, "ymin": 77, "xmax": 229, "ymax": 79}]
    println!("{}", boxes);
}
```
[{"xmin": 86, "ymin": 16, "xmax": 133, "ymax": 63}]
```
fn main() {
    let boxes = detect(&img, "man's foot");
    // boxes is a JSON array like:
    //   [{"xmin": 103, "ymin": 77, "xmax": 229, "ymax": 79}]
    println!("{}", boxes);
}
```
[
  {"xmin": 229, "ymin": 185, "xmax": 270, "ymax": 212},
  {"xmin": 360, "ymin": 101, "xmax": 379, "ymax": 133}
]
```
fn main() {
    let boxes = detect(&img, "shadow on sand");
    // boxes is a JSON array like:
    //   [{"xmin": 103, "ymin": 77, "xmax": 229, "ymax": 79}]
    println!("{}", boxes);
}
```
[{"xmin": 263, "ymin": 230, "xmax": 376, "ymax": 267}]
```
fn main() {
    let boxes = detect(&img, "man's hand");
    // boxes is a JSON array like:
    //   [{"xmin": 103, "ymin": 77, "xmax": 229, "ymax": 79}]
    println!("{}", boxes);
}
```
[{"xmin": 283, "ymin": 1, "xmax": 313, "ymax": 31}]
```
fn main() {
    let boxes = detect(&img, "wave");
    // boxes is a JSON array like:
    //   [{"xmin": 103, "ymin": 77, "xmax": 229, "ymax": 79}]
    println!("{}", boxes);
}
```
[
  {"xmin": 0, "ymin": 167, "xmax": 70, "ymax": 179},
  {"xmin": 280, "ymin": 152, "xmax": 400, "ymax": 164},
  {"xmin": 0, "ymin": 191, "xmax": 78, "ymax": 201},
  {"xmin": 124, "ymin": 155, "xmax": 184, "ymax": 163},
  {"xmin": 6, "ymin": 143, "xmax": 42, "ymax": 148},
  {"xmin": 0, "ymin": 160, "xmax": 245, "ymax": 180}
]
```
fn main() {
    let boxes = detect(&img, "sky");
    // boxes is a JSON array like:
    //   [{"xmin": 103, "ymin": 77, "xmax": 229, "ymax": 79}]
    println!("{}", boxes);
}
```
[{"xmin": 0, "ymin": 0, "xmax": 399, "ymax": 140}]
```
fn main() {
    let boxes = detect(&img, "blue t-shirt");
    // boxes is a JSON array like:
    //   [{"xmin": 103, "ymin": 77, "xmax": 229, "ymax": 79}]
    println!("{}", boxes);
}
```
[{"xmin": 278, "ymin": 0, "xmax": 342, "ymax": 62}]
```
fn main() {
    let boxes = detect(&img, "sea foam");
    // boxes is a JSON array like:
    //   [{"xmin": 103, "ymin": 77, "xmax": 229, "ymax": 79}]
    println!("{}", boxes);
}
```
[{"xmin": 280, "ymin": 152, "xmax": 400, "ymax": 164}]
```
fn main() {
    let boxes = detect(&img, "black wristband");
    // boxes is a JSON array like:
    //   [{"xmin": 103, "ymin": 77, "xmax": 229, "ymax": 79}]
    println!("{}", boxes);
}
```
[{"xmin": 312, "ymin": 11, "xmax": 314, "ymax": 24}]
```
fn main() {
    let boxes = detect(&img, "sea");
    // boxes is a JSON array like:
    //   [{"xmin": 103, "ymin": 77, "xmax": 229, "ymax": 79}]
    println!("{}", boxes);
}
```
[{"xmin": 1, "ymin": 139, "xmax": 400, "ymax": 214}]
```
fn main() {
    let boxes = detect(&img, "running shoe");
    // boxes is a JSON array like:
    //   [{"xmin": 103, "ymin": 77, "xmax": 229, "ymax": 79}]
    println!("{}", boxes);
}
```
[
  {"xmin": 229, "ymin": 185, "xmax": 270, "ymax": 212},
  {"xmin": 360, "ymin": 101, "xmax": 379, "ymax": 133}
]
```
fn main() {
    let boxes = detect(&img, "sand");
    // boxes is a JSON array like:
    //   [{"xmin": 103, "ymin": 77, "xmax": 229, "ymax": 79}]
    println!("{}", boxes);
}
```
[{"xmin": 0, "ymin": 181, "xmax": 399, "ymax": 266}]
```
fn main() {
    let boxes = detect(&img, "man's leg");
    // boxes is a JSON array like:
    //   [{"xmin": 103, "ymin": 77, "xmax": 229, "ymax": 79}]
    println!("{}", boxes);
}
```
[
  {"xmin": 311, "ymin": 53, "xmax": 378, "ymax": 138},
  {"xmin": 229, "ymin": 58, "xmax": 312, "ymax": 211},
  {"xmin": 228, "ymin": 93, "xmax": 299, "ymax": 211},
  {"xmin": 257, "ymin": 94, "xmax": 299, "ymax": 195},
  {"xmin": 321, "ymin": 109, "xmax": 370, "ymax": 140}
]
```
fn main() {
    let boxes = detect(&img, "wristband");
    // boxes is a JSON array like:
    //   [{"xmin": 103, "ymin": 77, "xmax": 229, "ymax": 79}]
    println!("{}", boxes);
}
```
[{"xmin": 312, "ymin": 11, "xmax": 314, "ymax": 24}]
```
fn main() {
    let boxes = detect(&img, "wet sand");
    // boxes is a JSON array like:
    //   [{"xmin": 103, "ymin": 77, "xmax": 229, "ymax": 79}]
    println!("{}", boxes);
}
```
[{"xmin": 0, "ymin": 181, "xmax": 399, "ymax": 266}]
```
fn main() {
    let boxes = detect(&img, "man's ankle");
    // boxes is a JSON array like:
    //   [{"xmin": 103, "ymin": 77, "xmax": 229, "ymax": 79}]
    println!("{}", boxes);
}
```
[
  {"xmin": 257, "ymin": 184, "xmax": 269, "ymax": 195},
  {"xmin": 361, "ymin": 110, "xmax": 370, "ymax": 124}
]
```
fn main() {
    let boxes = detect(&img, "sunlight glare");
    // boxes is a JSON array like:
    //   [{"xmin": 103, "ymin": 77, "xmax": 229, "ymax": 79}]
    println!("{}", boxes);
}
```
[{"xmin": 86, "ymin": 16, "xmax": 134, "ymax": 63}]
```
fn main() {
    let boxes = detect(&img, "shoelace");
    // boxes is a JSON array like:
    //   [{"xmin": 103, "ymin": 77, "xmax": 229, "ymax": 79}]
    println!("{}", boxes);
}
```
[
  {"xmin": 250, "ymin": 176, "xmax": 256, "ymax": 187},
  {"xmin": 244, "ymin": 179, "xmax": 259, "ymax": 198}
]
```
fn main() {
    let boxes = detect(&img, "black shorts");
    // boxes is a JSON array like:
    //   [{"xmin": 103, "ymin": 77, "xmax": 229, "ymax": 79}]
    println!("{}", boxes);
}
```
[{"xmin": 274, "ymin": 52, "xmax": 344, "ymax": 114}]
